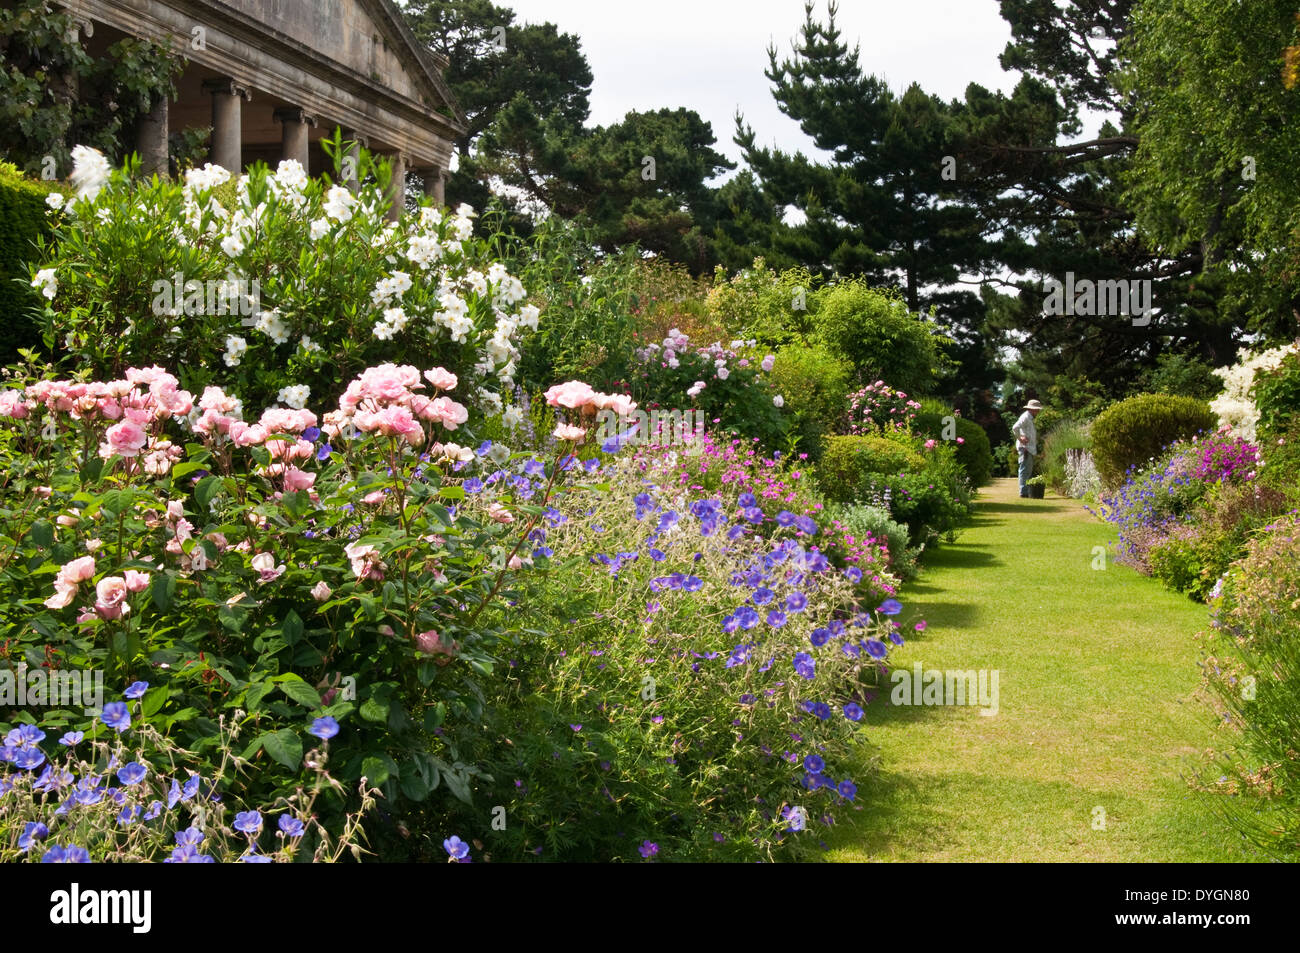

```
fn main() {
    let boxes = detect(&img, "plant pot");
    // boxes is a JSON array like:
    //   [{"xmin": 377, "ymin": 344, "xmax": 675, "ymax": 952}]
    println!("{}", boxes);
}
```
[{"xmin": 1027, "ymin": 484, "xmax": 1045, "ymax": 499}]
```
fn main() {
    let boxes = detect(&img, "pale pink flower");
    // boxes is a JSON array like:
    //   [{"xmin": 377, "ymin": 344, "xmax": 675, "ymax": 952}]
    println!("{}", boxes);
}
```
[
  {"xmin": 56, "ymin": 514, "xmax": 79, "ymax": 528},
  {"xmin": 311, "ymin": 581, "xmax": 332, "ymax": 602},
  {"xmin": 282, "ymin": 466, "xmax": 316, "ymax": 492},
  {"xmin": 363, "ymin": 489, "xmax": 386, "ymax": 505},
  {"xmin": 594, "ymin": 393, "xmax": 637, "ymax": 416},
  {"xmin": 487, "ymin": 503, "xmax": 515, "ymax": 524},
  {"xmin": 553, "ymin": 423, "xmax": 586, "ymax": 443},
  {"xmin": 44, "ymin": 580, "xmax": 79, "ymax": 610},
  {"xmin": 102, "ymin": 420, "xmax": 148, "ymax": 458},
  {"xmin": 0, "ymin": 390, "xmax": 30, "ymax": 419},
  {"xmin": 61, "ymin": 556, "xmax": 97, "ymax": 584},
  {"xmin": 507, "ymin": 554, "xmax": 524, "ymax": 570},
  {"xmin": 428, "ymin": 397, "xmax": 468, "ymax": 430},
  {"xmin": 35, "ymin": 485, "xmax": 52, "ymax": 499},
  {"xmin": 424, "ymin": 367, "xmax": 458, "ymax": 391},
  {"xmin": 251, "ymin": 552, "xmax": 286, "ymax": 583},
  {"xmin": 124, "ymin": 570, "xmax": 151, "ymax": 593},
  {"xmin": 544, "ymin": 380, "xmax": 597, "ymax": 410},
  {"xmin": 94, "ymin": 576, "xmax": 129, "ymax": 617},
  {"xmin": 761, "ymin": 355, "xmax": 775, "ymax": 372}
]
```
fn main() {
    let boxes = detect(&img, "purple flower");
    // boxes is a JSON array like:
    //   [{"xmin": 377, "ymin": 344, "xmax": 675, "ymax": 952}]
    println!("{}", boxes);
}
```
[
  {"xmin": 865, "ymin": 639, "xmax": 888, "ymax": 659},
  {"xmin": 844, "ymin": 567, "xmax": 863, "ymax": 584},
  {"xmin": 810, "ymin": 627, "xmax": 830, "ymax": 647},
  {"xmin": 58, "ymin": 731, "xmax": 83, "ymax": 747},
  {"xmin": 785, "ymin": 591, "xmax": 808, "ymax": 613},
  {"xmin": 844, "ymin": 702, "xmax": 864, "ymax": 721},
  {"xmin": 793, "ymin": 652, "xmax": 815, "ymax": 679},
  {"xmin": 18, "ymin": 821, "xmax": 48, "ymax": 852},
  {"xmin": 41, "ymin": 844, "xmax": 90, "ymax": 863},
  {"xmin": 316, "ymin": 443, "xmax": 332, "ymax": 461},
  {"xmin": 116, "ymin": 762, "xmax": 148, "ymax": 786},
  {"xmin": 100, "ymin": 702, "xmax": 130, "ymax": 733},
  {"xmin": 302, "ymin": 426, "xmax": 321, "ymax": 442},
  {"xmin": 278, "ymin": 815, "xmax": 306, "ymax": 838},
  {"xmin": 751, "ymin": 587, "xmax": 774, "ymax": 606},
  {"xmin": 877, "ymin": 599, "xmax": 903, "ymax": 616},
  {"xmin": 124, "ymin": 681, "xmax": 149, "ymax": 699},
  {"xmin": 638, "ymin": 840, "xmax": 659, "ymax": 859},
  {"xmin": 234, "ymin": 811, "xmax": 263, "ymax": 834},
  {"xmin": 767, "ymin": 610, "xmax": 787, "ymax": 628},
  {"xmin": 309, "ymin": 716, "xmax": 339, "ymax": 740},
  {"xmin": 804, "ymin": 754, "xmax": 825, "ymax": 773},
  {"xmin": 682, "ymin": 575, "xmax": 703, "ymax": 592},
  {"xmin": 444, "ymin": 836, "xmax": 471, "ymax": 861},
  {"xmin": 570, "ymin": 724, "xmax": 582, "ymax": 732},
  {"xmin": 838, "ymin": 779, "xmax": 857, "ymax": 801}
]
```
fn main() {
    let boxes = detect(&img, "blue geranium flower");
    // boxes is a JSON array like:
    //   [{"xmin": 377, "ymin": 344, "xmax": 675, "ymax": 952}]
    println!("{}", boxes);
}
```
[
  {"xmin": 810, "ymin": 627, "xmax": 830, "ymax": 647},
  {"xmin": 865, "ymin": 639, "xmax": 888, "ymax": 659},
  {"xmin": 278, "ymin": 815, "xmax": 306, "ymax": 838},
  {"xmin": 843, "ymin": 703, "xmax": 864, "ymax": 722},
  {"xmin": 444, "ymin": 835, "xmax": 471, "ymax": 861},
  {"xmin": 309, "ymin": 716, "xmax": 340, "ymax": 740},
  {"xmin": 234, "ymin": 811, "xmax": 263, "ymax": 835},
  {"xmin": 124, "ymin": 681, "xmax": 149, "ymax": 699},
  {"xmin": 877, "ymin": 599, "xmax": 903, "ymax": 616},
  {"xmin": 804, "ymin": 754, "xmax": 825, "ymax": 773},
  {"xmin": 793, "ymin": 652, "xmax": 815, "ymax": 679},
  {"xmin": 100, "ymin": 702, "xmax": 130, "ymax": 733},
  {"xmin": 116, "ymin": 762, "xmax": 148, "ymax": 786}
]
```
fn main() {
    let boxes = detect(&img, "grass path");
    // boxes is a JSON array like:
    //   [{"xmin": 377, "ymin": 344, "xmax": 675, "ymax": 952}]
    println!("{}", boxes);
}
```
[{"xmin": 827, "ymin": 478, "xmax": 1258, "ymax": 862}]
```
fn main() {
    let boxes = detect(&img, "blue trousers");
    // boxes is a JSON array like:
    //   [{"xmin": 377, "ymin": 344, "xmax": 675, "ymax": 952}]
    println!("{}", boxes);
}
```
[{"xmin": 1018, "ymin": 449, "xmax": 1033, "ymax": 495}]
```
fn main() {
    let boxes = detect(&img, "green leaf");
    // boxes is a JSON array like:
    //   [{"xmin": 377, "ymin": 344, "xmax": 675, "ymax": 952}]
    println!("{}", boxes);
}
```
[
  {"xmin": 282, "ymin": 609, "xmax": 304, "ymax": 645},
  {"xmin": 277, "ymin": 674, "xmax": 322, "ymax": 708},
  {"xmin": 361, "ymin": 754, "xmax": 396, "ymax": 787},
  {"xmin": 194, "ymin": 475, "xmax": 221, "ymax": 510},
  {"xmin": 260, "ymin": 729, "xmax": 303, "ymax": 770},
  {"xmin": 170, "ymin": 461, "xmax": 207, "ymax": 480},
  {"xmin": 282, "ymin": 490, "xmax": 311, "ymax": 518},
  {"xmin": 151, "ymin": 573, "xmax": 177, "ymax": 611},
  {"xmin": 399, "ymin": 770, "xmax": 430, "ymax": 801},
  {"xmin": 141, "ymin": 687, "xmax": 168, "ymax": 718},
  {"xmin": 29, "ymin": 520, "xmax": 54, "ymax": 548},
  {"xmin": 360, "ymin": 697, "xmax": 389, "ymax": 723},
  {"xmin": 244, "ymin": 680, "xmax": 275, "ymax": 711}
]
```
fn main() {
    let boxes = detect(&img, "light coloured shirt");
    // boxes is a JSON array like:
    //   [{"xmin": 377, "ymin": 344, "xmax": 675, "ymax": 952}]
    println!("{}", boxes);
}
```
[{"xmin": 1012, "ymin": 411, "xmax": 1037, "ymax": 455}]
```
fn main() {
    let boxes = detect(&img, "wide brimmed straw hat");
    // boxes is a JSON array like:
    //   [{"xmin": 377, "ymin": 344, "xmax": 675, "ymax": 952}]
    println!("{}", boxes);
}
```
[{"xmin": 1024, "ymin": 400, "xmax": 1044, "ymax": 410}]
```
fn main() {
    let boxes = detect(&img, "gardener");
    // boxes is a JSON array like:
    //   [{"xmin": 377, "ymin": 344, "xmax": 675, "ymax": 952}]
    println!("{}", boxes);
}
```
[{"xmin": 1013, "ymin": 400, "xmax": 1043, "ymax": 497}]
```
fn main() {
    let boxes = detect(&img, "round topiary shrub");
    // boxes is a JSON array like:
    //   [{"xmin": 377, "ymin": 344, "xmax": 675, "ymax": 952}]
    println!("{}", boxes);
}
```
[
  {"xmin": 913, "ymin": 412, "xmax": 992, "ymax": 486},
  {"xmin": 1091, "ymin": 393, "xmax": 1216, "ymax": 487},
  {"xmin": 817, "ymin": 434, "xmax": 924, "ymax": 503}
]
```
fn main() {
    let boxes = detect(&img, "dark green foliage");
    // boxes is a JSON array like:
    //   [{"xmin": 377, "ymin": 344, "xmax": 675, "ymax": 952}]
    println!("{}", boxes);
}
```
[
  {"xmin": 0, "ymin": 163, "xmax": 56, "ymax": 363},
  {"xmin": 1091, "ymin": 393, "xmax": 1216, "ymax": 486}
]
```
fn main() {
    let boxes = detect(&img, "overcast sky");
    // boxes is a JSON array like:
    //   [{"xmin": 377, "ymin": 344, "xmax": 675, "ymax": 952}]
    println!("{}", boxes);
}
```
[{"xmin": 501, "ymin": 0, "xmax": 1020, "ymax": 170}]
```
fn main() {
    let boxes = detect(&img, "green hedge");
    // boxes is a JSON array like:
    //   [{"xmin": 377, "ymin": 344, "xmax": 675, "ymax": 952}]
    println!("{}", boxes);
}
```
[
  {"xmin": 913, "ymin": 411, "xmax": 992, "ymax": 486},
  {"xmin": 817, "ymin": 434, "xmax": 924, "ymax": 504},
  {"xmin": 0, "ymin": 163, "xmax": 56, "ymax": 363},
  {"xmin": 1091, "ymin": 393, "xmax": 1216, "ymax": 487}
]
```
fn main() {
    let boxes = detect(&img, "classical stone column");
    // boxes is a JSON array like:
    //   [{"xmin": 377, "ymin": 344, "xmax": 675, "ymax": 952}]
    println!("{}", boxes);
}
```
[
  {"xmin": 386, "ymin": 152, "xmax": 408, "ymax": 222},
  {"xmin": 202, "ymin": 78, "xmax": 251, "ymax": 172},
  {"xmin": 274, "ymin": 107, "xmax": 316, "ymax": 169},
  {"xmin": 414, "ymin": 166, "xmax": 446, "ymax": 205},
  {"xmin": 341, "ymin": 129, "xmax": 368, "ymax": 193},
  {"xmin": 136, "ymin": 95, "xmax": 169, "ymax": 179}
]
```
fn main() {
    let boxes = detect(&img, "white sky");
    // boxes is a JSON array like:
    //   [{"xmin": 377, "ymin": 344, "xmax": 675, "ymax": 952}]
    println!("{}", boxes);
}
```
[{"xmin": 501, "ymin": 0, "xmax": 1021, "ymax": 170}]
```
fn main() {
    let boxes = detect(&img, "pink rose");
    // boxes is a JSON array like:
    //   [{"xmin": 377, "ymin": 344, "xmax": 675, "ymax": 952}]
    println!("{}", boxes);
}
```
[
  {"xmin": 429, "ymin": 397, "xmax": 469, "ymax": 431},
  {"xmin": 95, "ymin": 575, "xmax": 129, "ymax": 612},
  {"xmin": 61, "ymin": 556, "xmax": 97, "ymax": 584},
  {"xmin": 124, "ymin": 570, "xmax": 151, "ymax": 592},
  {"xmin": 553, "ymin": 423, "xmax": 586, "ymax": 443},
  {"xmin": 375, "ymin": 406, "xmax": 424, "ymax": 444},
  {"xmin": 282, "ymin": 466, "xmax": 316, "ymax": 492},
  {"xmin": 544, "ymin": 380, "xmax": 597, "ymax": 410},
  {"xmin": 424, "ymin": 367, "xmax": 458, "ymax": 391},
  {"xmin": 0, "ymin": 390, "xmax": 30, "ymax": 419},
  {"xmin": 594, "ymin": 393, "xmax": 637, "ymax": 416},
  {"xmin": 103, "ymin": 420, "xmax": 148, "ymax": 458},
  {"xmin": 487, "ymin": 503, "xmax": 514, "ymax": 524},
  {"xmin": 311, "ymin": 581, "xmax": 332, "ymax": 602},
  {"xmin": 44, "ymin": 580, "xmax": 78, "ymax": 610}
]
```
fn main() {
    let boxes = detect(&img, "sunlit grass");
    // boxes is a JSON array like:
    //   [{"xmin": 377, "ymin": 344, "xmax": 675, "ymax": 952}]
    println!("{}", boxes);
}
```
[{"xmin": 824, "ymin": 478, "xmax": 1260, "ymax": 862}]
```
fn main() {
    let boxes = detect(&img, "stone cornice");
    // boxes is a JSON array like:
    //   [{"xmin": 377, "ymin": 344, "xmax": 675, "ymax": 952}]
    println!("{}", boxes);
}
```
[{"xmin": 61, "ymin": 0, "xmax": 466, "ymax": 165}]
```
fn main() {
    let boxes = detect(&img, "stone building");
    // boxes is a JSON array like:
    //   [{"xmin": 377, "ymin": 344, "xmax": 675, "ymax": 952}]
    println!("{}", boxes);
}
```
[{"xmin": 58, "ymin": 0, "xmax": 466, "ymax": 211}]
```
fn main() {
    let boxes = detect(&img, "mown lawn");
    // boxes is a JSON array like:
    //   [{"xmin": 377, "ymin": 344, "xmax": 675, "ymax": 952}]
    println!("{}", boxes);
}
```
[{"xmin": 826, "ymin": 478, "xmax": 1261, "ymax": 862}]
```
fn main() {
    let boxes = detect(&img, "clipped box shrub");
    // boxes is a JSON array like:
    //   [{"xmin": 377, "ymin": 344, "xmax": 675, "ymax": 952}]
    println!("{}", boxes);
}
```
[
  {"xmin": 817, "ymin": 434, "xmax": 924, "ymax": 504},
  {"xmin": 913, "ymin": 411, "xmax": 992, "ymax": 486},
  {"xmin": 812, "ymin": 279, "xmax": 943, "ymax": 396},
  {"xmin": 1091, "ymin": 393, "xmax": 1216, "ymax": 487},
  {"xmin": 0, "ymin": 162, "xmax": 58, "ymax": 363}
]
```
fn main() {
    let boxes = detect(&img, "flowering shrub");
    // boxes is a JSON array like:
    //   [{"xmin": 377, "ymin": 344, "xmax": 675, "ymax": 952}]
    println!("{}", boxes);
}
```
[
  {"xmin": 629, "ymin": 328, "xmax": 786, "ymax": 449},
  {"xmin": 452, "ymin": 439, "xmax": 917, "ymax": 860},
  {"xmin": 1, "ymin": 692, "xmax": 373, "ymax": 862},
  {"xmin": 0, "ymin": 359, "xmax": 620, "ymax": 850},
  {"xmin": 31, "ymin": 143, "xmax": 537, "ymax": 419},
  {"xmin": 846, "ymin": 381, "xmax": 922, "ymax": 434},
  {"xmin": 1209, "ymin": 342, "xmax": 1299, "ymax": 442},
  {"xmin": 1090, "ymin": 393, "xmax": 1216, "ymax": 488},
  {"xmin": 1197, "ymin": 513, "xmax": 1300, "ymax": 858}
]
